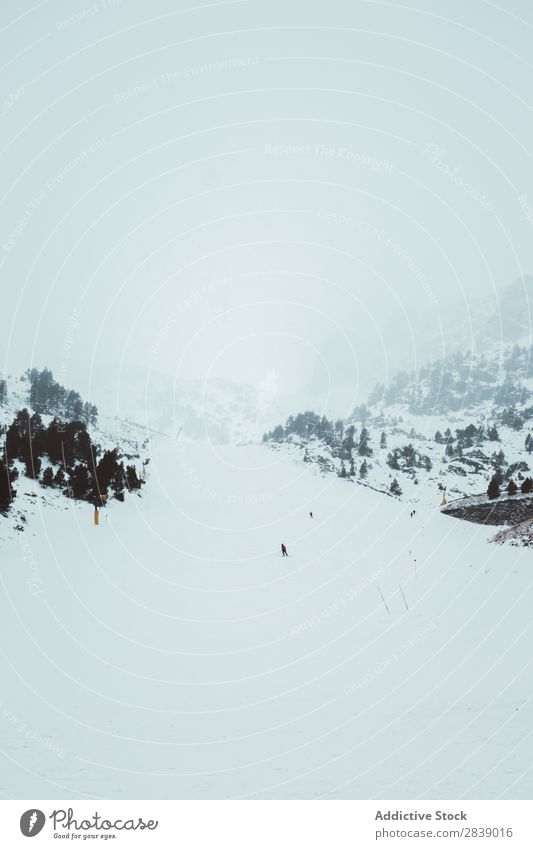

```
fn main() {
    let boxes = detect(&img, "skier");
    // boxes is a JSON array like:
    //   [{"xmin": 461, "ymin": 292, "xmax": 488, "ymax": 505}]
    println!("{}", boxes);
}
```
[
  {"xmin": 281, "ymin": 543, "xmax": 288, "ymax": 557},
  {"xmin": 309, "ymin": 511, "xmax": 313, "ymax": 518}
]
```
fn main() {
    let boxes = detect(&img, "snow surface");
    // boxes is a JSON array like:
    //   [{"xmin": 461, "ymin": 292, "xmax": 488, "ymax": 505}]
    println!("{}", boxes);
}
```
[{"xmin": 1, "ymin": 437, "xmax": 532, "ymax": 800}]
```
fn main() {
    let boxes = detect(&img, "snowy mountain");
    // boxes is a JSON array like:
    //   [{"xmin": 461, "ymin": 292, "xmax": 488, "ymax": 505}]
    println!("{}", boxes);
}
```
[
  {"xmin": 263, "ymin": 342, "xmax": 533, "ymax": 513},
  {"xmin": 1, "ymin": 355, "xmax": 532, "ymax": 799},
  {"xmin": 90, "ymin": 364, "xmax": 299, "ymax": 445},
  {"xmin": 420, "ymin": 275, "xmax": 533, "ymax": 362}
]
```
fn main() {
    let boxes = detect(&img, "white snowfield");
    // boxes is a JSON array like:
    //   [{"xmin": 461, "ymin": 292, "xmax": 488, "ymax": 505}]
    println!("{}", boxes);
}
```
[{"xmin": 0, "ymin": 437, "xmax": 532, "ymax": 800}]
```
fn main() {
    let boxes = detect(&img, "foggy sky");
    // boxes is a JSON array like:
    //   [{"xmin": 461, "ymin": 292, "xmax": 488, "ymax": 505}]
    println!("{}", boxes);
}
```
[{"xmin": 2, "ymin": 0, "xmax": 533, "ymax": 417}]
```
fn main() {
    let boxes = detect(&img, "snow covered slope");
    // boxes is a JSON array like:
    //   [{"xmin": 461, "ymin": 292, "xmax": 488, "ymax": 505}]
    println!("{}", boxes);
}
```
[{"xmin": 0, "ymin": 437, "xmax": 531, "ymax": 799}]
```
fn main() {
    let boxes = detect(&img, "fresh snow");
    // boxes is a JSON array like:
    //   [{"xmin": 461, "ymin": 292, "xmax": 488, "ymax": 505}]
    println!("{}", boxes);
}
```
[{"xmin": 1, "ymin": 437, "xmax": 532, "ymax": 799}]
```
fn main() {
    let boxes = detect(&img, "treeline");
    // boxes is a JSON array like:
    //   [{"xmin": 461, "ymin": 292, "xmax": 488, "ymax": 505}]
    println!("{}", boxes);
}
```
[
  {"xmin": 366, "ymin": 346, "xmax": 531, "ymax": 415},
  {"xmin": 0, "ymin": 408, "xmax": 142, "ymax": 514},
  {"xmin": 27, "ymin": 367, "xmax": 98, "ymax": 425},
  {"xmin": 263, "ymin": 410, "xmax": 432, "ymax": 485},
  {"xmin": 264, "ymin": 411, "xmax": 373, "ymax": 460},
  {"xmin": 487, "ymin": 475, "xmax": 533, "ymax": 500}
]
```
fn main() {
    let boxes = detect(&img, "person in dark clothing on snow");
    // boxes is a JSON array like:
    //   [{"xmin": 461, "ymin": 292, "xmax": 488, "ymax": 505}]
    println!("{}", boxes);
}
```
[
  {"xmin": 309, "ymin": 511, "xmax": 313, "ymax": 518},
  {"xmin": 281, "ymin": 543, "xmax": 288, "ymax": 556}
]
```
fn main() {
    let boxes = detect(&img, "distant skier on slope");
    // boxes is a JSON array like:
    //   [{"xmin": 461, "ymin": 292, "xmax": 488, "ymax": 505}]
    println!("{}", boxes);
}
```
[
  {"xmin": 309, "ymin": 511, "xmax": 313, "ymax": 518},
  {"xmin": 281, "ymin": 543, "xmax": 288, "ymax": 557}
]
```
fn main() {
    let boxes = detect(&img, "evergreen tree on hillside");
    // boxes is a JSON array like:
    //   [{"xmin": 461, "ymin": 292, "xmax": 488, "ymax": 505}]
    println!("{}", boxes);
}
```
[
  {"xmin": 521, "ymin": 477, "xmax": 533, "ymax": 494},
  {"xmin": 357, "ymin": 426, "xmax": 372, "ymax": 456},
  {"xmin": 29, "ymin": 368, "xmax": 59, "ymax": 413},
  {"xmin": 525, "ymin": 434, "xmax": 532, "ymax": 453},
  {"xmin": 507, "ymin": 479, "xmax": 518, "ymax": 496},
  {"xmin": 0, "ymin": 380, "xmax": 6, "ymax": 404},
  {"xmin": 342, "ymin": 425, "xmax": 356, "ymax": 459},
  {"xmin": 389, "ymin": 478, "xmax": 402, "ymax": 496},
  {"xmin": 125, "ymin": 465, "xmax": 142, "ymax": 492},
  {"xmin": 28, "ymin": 367, "xmax": 98, "ymax": 424},
  {"xmin": 0, "ymin": 458, "xmax": 18, "ymax": 513},
  {"xmin": 23, "ymin": 454, "xmax": 41, "ymax": 479},
  {"xmin": 387, "ymin": 450, "xmax": 400, "ymax": 470},
  {"xmin": 111, "ymin": 471, "xmax": 125, "ymax": 502},
  {"xmin": 42, "ymin": 419, "xmax": 65, "ymax": 465},
  {"xmin": 94, "ymin": 449, "xmax": 123, "ymax": 499},
  {"xmin": 501, "ymin": 406, "xmax": 523, "ymax": 431},
  {"xmin": 5, "ymin": 408, "xmax": 31, "ymax": 459},
  {"xmin": 68, "ymin": 464, "xmax": 92, "ymax": 500},
  {"xmin": 359, "ymin": 459, "xmax": 368, "ymax": 478},
  {"xmin": 380, "ymin": 431, "xmax": 387, "ymax": 449},
  {"xmin": 487, "ymin": 475, "xmax": 500, "ymax": 499},
  {"xmin": 41, "ymin": 467, "xmax": 54, "ymax": 487}
]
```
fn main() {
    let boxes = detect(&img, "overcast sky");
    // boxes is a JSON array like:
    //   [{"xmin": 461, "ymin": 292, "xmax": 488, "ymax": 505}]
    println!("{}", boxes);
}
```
[{"xmin": 2, "ymin": 0, "xmax": 533, "ymax": 417}]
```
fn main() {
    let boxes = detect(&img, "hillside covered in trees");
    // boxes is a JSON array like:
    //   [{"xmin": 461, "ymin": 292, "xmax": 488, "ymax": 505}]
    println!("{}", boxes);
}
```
[
  {"xmin": 0, "ymin": 368, "xmax": 144, "ymax": 520},
  {"xmin": 263, "ymin": 344, "xmax": 533, "ymax": 507}
]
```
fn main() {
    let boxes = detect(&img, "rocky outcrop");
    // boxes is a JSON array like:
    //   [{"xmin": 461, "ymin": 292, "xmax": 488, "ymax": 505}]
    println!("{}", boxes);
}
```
[
  {"xmin": 441, "ymin": 493, "xmax": 533, "ymax": 525},
  {"xmin": 493, "ymin": 519, "xmax": 533, "ymax": 546}
]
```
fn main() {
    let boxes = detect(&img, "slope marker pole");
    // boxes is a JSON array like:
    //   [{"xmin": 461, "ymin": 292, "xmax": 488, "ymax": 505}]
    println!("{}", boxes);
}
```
[
  {"xmin": 399, "ymin": 583, "xmax": 409, "ymax": 612},
  {"xmin": 377, "ymin": 585, "xmax": 390, "ymax": 615}
]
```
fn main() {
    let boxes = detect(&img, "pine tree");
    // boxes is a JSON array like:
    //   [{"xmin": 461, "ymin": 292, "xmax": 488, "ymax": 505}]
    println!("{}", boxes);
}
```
[
  {"xmin": 342, "ymin": 425, "xmax": 355, "ymax": 459},
  {"xmin": 41, "ymin": 467, "xmax": 54, "ymax": 487},
  {"xmin": 507, "ymin": 479, "xmax": 518, "ymax": 496},
  {"xmin": 0, "ymin": 459, "xmax": 18, "ymax": 512},
  {"xmin": 521, "ymin": 477, "xmax": 533, "ymax": 494},
  {"xmin": 338, "ymin": 461, "xmax": 347, "ymax": 479},
  {"xmin": 487, "ymin": 475, "xmax": 500, "ymax": 500},
  {"xmin": 380, "ymin": 431, "xmax": 387, "ymax": 449},
  {"xmin": 111, "ymin": 464, "xmax": 125, "ymax": 502},
  {"xmin": 359, "ymin": 459, "xmax": 368, "ymax": 478},
  {"xmin": 349, "ymin": 457, "xmax": 355, "ymax": 477},
  {"xmin": 387, "ymin": 450, "xmax": 400, "ymax": 470},
  {"xmin": 125, "ymin": 465, "xmax": 142, "ymax": 491},
  {"xmin": 23, "ymin": 453, "xmax": 41, "ymax": 479},
  {"xmin": 5, "ymin": 408, "xmax": 31, "ymax": 459},
  {"xmin": 358, "ymin": 426, "xmax": 372, "ymax": 456},
  {"xmin": 68, "ymin": 464, "xmax": 91, "ymax": 500},
  {"xmin": 526, "ymin": 434, "xmax": 532, "ymax": 454},
  {"xmin": 434, "ymin": 430, "xmax": 442, "ymax": 443},
  {"xmin": 389, "ymin": 478, "xmax": 402, "ymax": 496}
]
